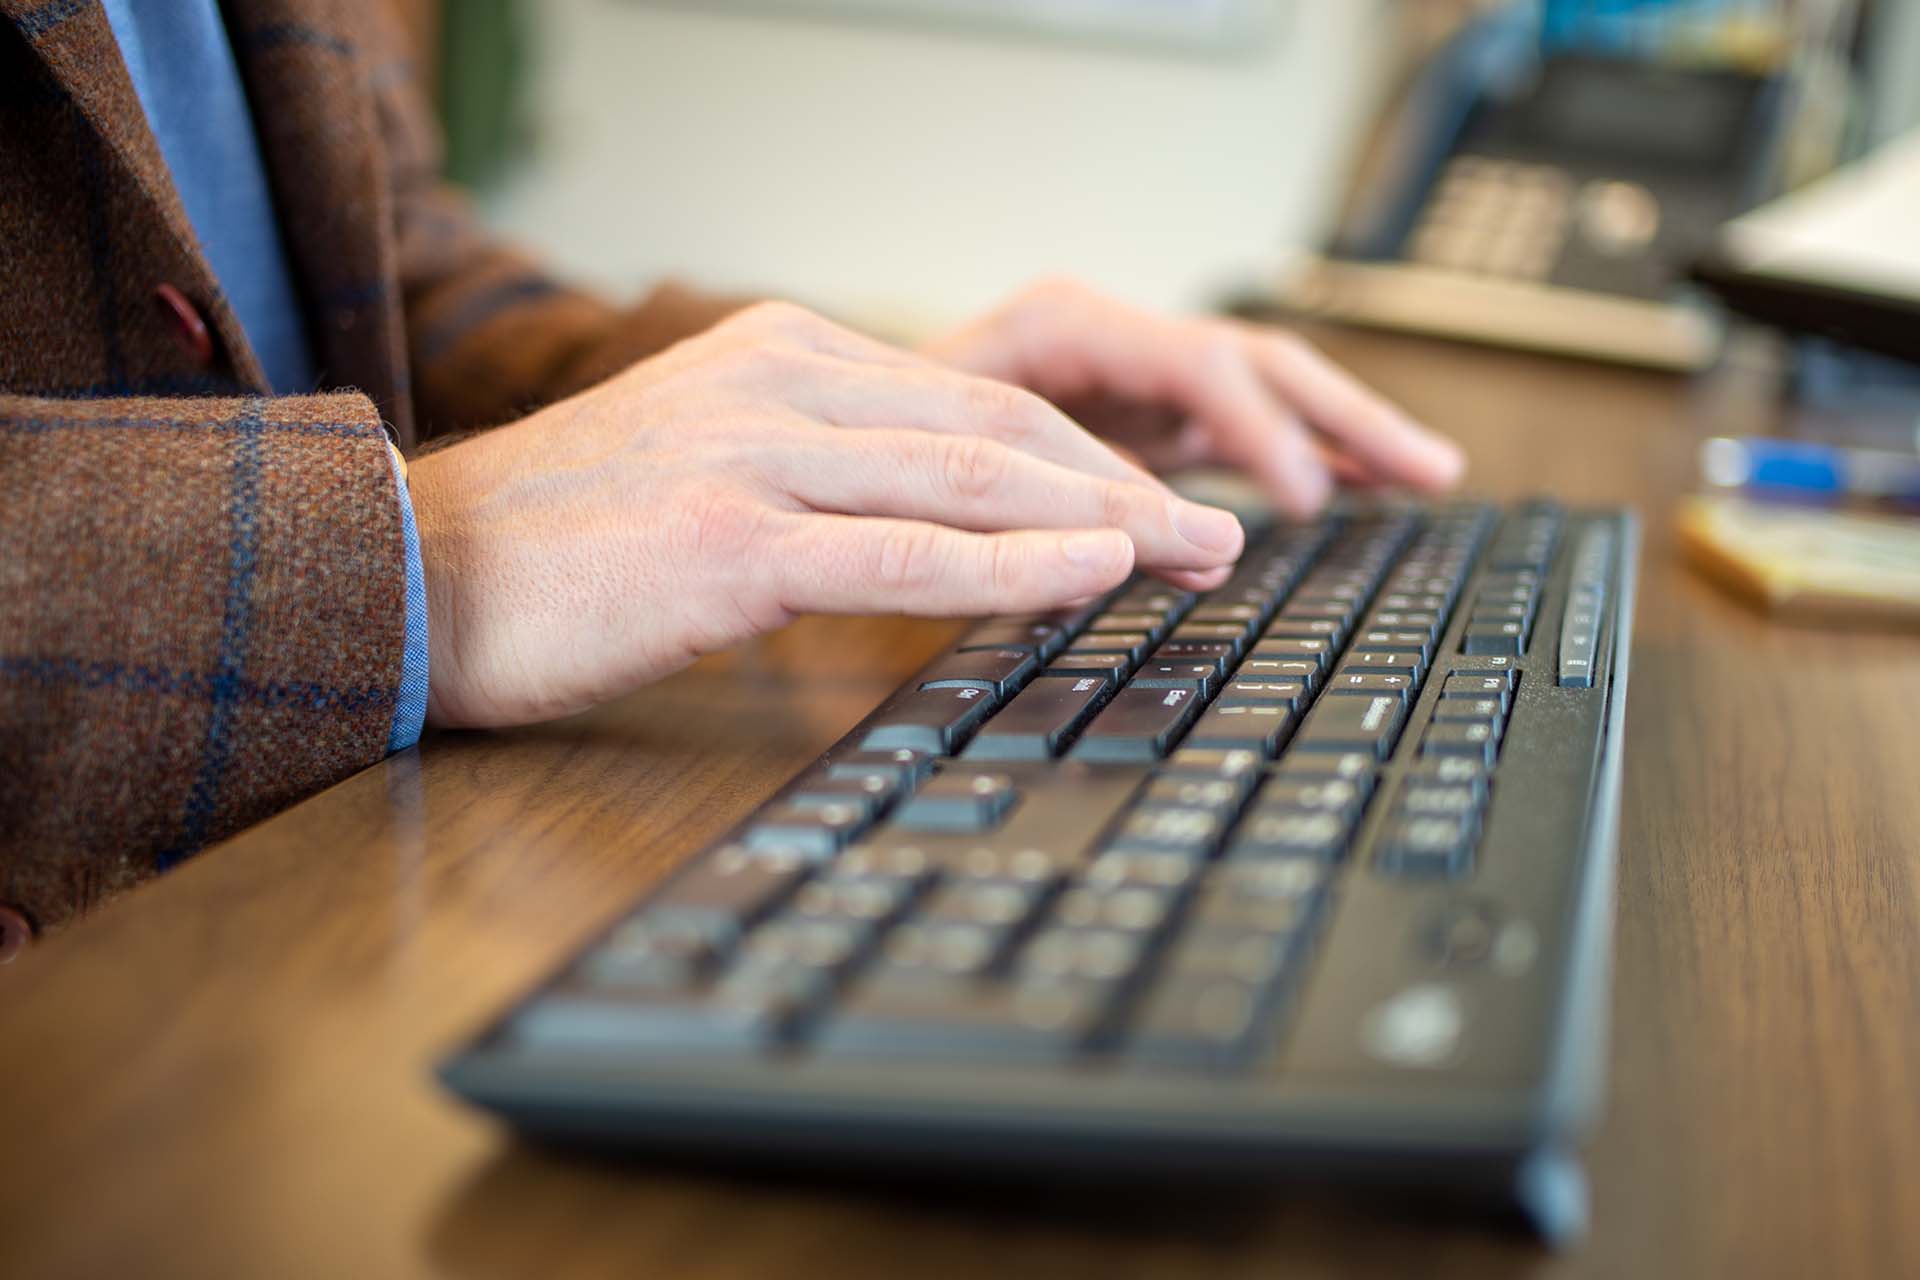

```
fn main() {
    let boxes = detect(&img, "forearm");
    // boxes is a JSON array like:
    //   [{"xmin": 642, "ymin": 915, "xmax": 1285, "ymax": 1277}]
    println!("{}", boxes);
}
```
[{"xmin": 0, "ymin": 392, "xmax": 412, "ymax": 932}]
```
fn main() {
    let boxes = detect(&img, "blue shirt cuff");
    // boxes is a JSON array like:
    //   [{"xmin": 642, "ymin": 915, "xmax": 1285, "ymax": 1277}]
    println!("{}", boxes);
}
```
[{"xmin": 387, "ymin": 447, "xmax": 430, "ymax": 752}]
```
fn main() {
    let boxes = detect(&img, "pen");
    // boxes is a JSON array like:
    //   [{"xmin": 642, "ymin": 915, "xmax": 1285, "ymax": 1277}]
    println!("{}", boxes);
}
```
[{"xmin": 1699, "ymin": 436, "xmax": 1920, "ymax": 508}]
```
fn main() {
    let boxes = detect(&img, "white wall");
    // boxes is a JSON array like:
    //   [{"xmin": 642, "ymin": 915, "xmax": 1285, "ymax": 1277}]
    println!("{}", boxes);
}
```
[{"xmin": 482, "ymin": 0, "xmax": 1395, "ymax": 334}]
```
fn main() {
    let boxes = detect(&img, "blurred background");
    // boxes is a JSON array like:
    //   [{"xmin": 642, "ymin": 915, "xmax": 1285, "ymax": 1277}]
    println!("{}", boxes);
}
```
[{"xmin": 396, "ymin": 0, "xmax": 1920, "ymax": 445}]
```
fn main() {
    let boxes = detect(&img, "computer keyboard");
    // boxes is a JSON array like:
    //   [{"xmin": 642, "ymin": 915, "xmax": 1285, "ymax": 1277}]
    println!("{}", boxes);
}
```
[{"xmin": 442, "ymin": 496, "xmax": 1639, "ymax": 1243}]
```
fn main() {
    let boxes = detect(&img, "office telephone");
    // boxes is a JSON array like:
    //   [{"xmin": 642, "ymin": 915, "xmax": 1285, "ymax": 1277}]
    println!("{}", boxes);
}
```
[{"xmin": 1267, "ymin": 16, "xmax": 1782, "ymax": 370}]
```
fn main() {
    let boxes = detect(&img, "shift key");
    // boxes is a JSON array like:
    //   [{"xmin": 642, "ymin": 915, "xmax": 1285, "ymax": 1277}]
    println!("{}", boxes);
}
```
[
  {"xmin": 1070, "ymin": 685, "xmax": 1204, "ymax": 763},
  {"xmin": 1292, "ymin": 693, "xmax": 1406, "ymax": 761}
]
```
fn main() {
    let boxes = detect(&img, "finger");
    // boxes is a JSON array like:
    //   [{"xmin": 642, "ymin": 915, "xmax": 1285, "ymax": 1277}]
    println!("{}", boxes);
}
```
[
  {"xmin": 771, "ymin": 428, "xmax": 1244, "ymax": 571},
  {"xmin": 1155, "ymin": 330, "xmax": 1332, "ymax": 518},
  {"xmin": 766, "ymin": 513, "xmax": 1137, "ymax": 616},
  {"xmin": 780, "ymin": 357, "xmax": 1179, "ymax": 496},
  {"xmin": 943, "ymin": 291, "xmax": 1335, "ymax": 517},
  {"xmin": 1246, "ymin": 328, "xmax": 1465, "ymax": 491}
]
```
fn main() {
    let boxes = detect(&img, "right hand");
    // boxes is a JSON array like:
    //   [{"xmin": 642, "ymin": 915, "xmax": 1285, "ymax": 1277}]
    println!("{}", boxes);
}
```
[{"xmin": 409, "ymin": 302, "xmax": 1247, "ymax": 729}]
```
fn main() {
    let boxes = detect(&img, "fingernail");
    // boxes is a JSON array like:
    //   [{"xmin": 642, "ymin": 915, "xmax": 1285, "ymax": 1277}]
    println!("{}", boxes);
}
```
[
  {"xmin": 1170, "ymin": 498, "xmax": 1244, "ymax": 556},
  {"xmin": 1061, "ymin": 530, "xmax": 1129, "ymax": 569}
]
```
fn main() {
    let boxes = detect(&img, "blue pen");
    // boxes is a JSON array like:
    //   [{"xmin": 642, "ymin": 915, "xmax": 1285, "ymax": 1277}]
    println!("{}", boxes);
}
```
[{"xmin": 1700, "ymin": 437, "xmax": 1920, "ymax": 507}]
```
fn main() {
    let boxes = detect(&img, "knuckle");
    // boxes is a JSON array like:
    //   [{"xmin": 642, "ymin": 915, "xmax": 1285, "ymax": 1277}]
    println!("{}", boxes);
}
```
[
  {"xmin": 969, "ymin": 381, "xmax": 1048, "ymax": 447},
  {"xmin": 873, "ymin": 523, "xmax": 943, "ymax": 595},
  {"xmin": 1098, "ymin": 478, "xmax": 1144, "ymax": 532},
  {"xmin": 1266, "ymin": 328, "xmax": 1313, "ymax": 363},
  {"xmin": 736, "ymin": 299, "xmax": 815, "ymax": 336},
  {"xmin": 676, "ymin": 491, "xmax": 762, "ymax": 563},
  {"xmin": 943, "ymin": 434, "xmax": 1010, "ymax": 503},
  {"xmin": 987, "ymin": 535, "xmax": 1028, "ymax": 596},
  {"xmin": 1198, "ymin": 329, "xmax": 1246, "ymax": 375}
]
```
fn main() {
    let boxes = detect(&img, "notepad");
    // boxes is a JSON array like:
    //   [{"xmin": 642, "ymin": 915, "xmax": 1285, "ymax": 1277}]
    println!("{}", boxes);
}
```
[{"xmin": 1677, "ymin": 494, "xmax": 1920, "ymax": 623}]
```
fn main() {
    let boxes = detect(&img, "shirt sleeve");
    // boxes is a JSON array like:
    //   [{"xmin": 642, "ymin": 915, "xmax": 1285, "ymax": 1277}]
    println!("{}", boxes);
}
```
[{"xmin": 386, "ymin": 444, "xmax": 430, "ymax": 752}]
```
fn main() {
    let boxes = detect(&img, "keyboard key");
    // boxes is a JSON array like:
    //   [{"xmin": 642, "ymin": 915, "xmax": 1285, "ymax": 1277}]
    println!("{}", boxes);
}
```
[
  {"xmin": 1432, "ymin": 696, "xmax": 1504, "ymax": 724},
  {"xmin": 1338, "ymin": 651, "xmax": 1424, "ymax": 680},
  {"xmin": 1157, "ymin": 927, "xmax": 1296, "ymax": 986},
  {"xmin": 861, "ymin": 686, "xmax": 996, "ymax": 754},
  {"xmin": 1087, "ymin": 611, "xmax": 1169, "ymax": 643},
  {"xmin": 1042, "ymin": 653, "xmax": 1130, "ymax": 688},
  {"xmin": 813, "ymin": 972, "xmax": 1111, "ymax": 1062},
  {"xmin": 1139, "ymin": 775, "xmax": 1247, "ymax": 819},
  {"xmin": 1130, "ymin": 661, "xmax": 1220, "ymax": 696},
  {"xmin": 1462, "ymin": 621, "xmax": 1527, "ymax": 655},
  {"xmin": 882, "ymin": 922, "xmax": 1001, "ymax": 977},
  {"xmin": 787, "ymin": 772, "xmax": 896, "ymax": 819},
  {"xmin": 1053, "ymin": 884, "xmax": 1177, "ymax": 933},
  {"xmin": 1085, "ymin": 849, "xmax": 1204, "ymax": 891},
  {"xmin": 1066, "ymin": 631, "xmax": 1154, "ymax": 664},
  {"xmin": 1249, "ymin": 637, "xmax": 1334, "ymax": 670},
  {"xmin": 1324, "ymin": 671, "xmax": 1417, "ymax": 703},
  {"xmin": 959, "ymin": 618, "xmax": 1068, "ymax": 657},
  {"xmin": 513, "ymin": 985, "xmax": 789, "ymax": 1054},
  {"xmin": 918, "ymin": 647, "xmax": 1039, "ymax": 699},
  {"xmin": 1292, "ymin": 693, "xmax": 1406, "ymax": 760},
  {"xmin": 1187, "ymin": 702, "xmax": 1297, "ymax": 756},
  {"xmin": 1125, "ymin": 975, "xmax": 1266, "ymax": 1067},
  {"xmin": 1153, "ymin": 640, "xmax": 1238, "ymax": 679},
  {"xmin": 1104, "ymin": 805, "xmax": 1226, "ymax": 859},
  {"xmin": 1235, "ymin": 656, "xmax": 1323, "ymax": 692},
  {"xmin": 1217, "ymin": 678, "xmax": 1308, "ymax": 708},
  {"xmin": 1020, "ymin": 927, "xmax": 1147, "ymax": 983},
  {"xmin": 828, "ymin": 748, "xmax": 935, "ymax": 789},
  {"xmin": 1260, "ymin": 618, "xmax": 1345, "ymax": 646},
  {"xmin": 1423, "ymin": 720, "xmax": 1502, "ymax": 764},
  {"xmin": 1409, "ymin": 755, "xmax": 1490, "ymax": 795},
  {"xmin": 1350, "ymin": 629, "xmax": 1434, "ymax": 662},
  {"xmin": 917, "ymin": 878, "xmax": 1047, "ymax": 930},
  {"xmin": 1168, "ymin": 621, "xmax": 1253, "ymax": 654},
  {"xmin": 1441, "ymin": 673, "xmax": 1511, "ymax": 710},
  {"xmin": 1070, "ymin": 686, "xmax": 1204, "ymax": 763},
  {"xmin": 963, "ymin": 673, "xmax": 1110, "ymax": 760},
  {"xmin": 1375, "ymin": 815, "xmax": 1477, "ymax": 878},
  {"xmin": 1260, "ymin": 777, "xmax": 1369, "ymax": 822},
  {"xmin": 1272, "ymin": 751, "xmax": 1376, "ymax": 796},
  {"xmin": 1226, "ymin": 809, "xmax": 1350, "ymax": 861},
  {"xmin": 746, "ymin": 802, "xmax": 870, "ymax": 856},
  {"xmin": 1161, "ymin": 745, "xmax": 1264, "ymax": 778},
  {"xmin": 892, "ymin": 772, "xmax": 1020, "ymax": 832},
  {"xmin": 646, "ymin": 846, "xmax": 814, "ymax": 946},
  {"xmin": 1186, "ymin": 602, "xmax": 1264, "ymax": 627},
  {"xmin": 1394, "ymin": 784, "xmax": 1482, "ymax": 820},
  {"xmin": 583, "ymin": 917, "xmax": 720, "ymax": 989}
]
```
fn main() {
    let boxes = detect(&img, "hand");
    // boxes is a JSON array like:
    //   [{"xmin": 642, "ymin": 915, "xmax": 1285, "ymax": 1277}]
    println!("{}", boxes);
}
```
[
  {"xmin": 922, "ymin": 277, "xmax": 1466, "ymax": 517},
  {"xmin": 408, "ymin": 302, "xmax": 1246, "ymax": 729}
]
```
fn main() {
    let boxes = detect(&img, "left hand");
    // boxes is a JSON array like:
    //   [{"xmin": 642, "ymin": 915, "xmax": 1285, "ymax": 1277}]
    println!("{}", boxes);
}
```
[{"xmin": 923, "ymin": 277, "xmax": 1465, "ymax": 518}]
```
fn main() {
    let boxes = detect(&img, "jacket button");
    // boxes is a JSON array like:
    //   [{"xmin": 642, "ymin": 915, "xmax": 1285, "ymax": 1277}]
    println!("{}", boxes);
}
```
[
  {"xmin": 0, "ymin": 905, "xmax": 31, "ymax": 964},
  {"xmin": 153, "ymin": 282, "xmax": 215, "ymax": 368}
]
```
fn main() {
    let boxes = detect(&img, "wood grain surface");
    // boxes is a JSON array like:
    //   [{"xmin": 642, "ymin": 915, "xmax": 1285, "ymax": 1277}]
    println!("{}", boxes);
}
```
[{"xmin": 2, "ymin": 330, "xmax": 1916, "ymax": 1279}]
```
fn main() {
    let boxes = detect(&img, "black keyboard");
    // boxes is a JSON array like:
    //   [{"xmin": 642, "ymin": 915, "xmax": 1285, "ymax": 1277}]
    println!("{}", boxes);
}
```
[{"xmin": 442, "ymin": 497, "xmax": 1639, "ymax": 1243}]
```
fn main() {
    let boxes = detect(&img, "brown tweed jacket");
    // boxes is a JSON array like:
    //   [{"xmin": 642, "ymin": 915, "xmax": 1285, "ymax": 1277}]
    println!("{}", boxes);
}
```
[{"xmin": 1, "ymin": 0, "xmax": 742, "ymax": 936}]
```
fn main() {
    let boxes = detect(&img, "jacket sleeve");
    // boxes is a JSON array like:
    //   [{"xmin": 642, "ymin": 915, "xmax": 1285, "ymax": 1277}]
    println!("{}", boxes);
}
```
[
  {"xmin": 0, "ymin": 392, "xmax": 407, "ymax": 931},
  {"xmin": 367, "ymin": 4, "xmax": 752, "ymax": 439}
]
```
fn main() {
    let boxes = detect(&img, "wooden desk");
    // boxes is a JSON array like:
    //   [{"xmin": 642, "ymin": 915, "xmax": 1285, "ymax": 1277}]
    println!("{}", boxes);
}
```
[{"xmin": 3, "ymin": 331, "xmax": 1916, "ymax": 1278}]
